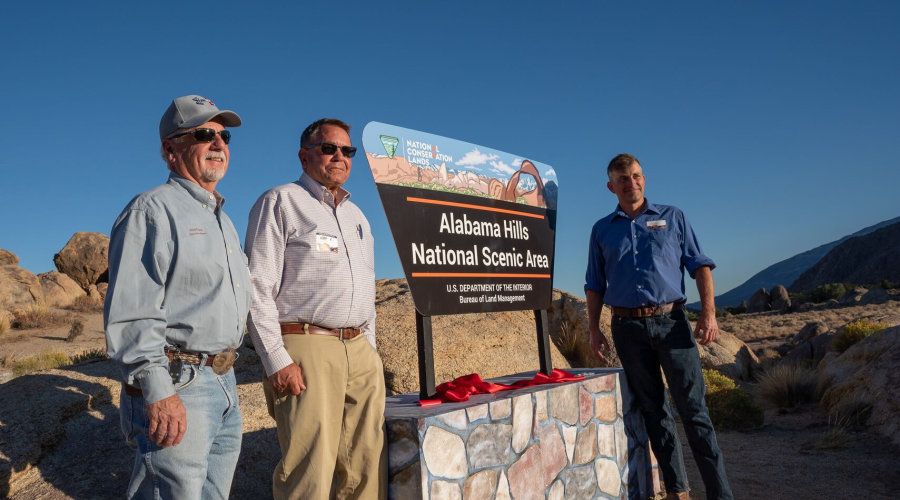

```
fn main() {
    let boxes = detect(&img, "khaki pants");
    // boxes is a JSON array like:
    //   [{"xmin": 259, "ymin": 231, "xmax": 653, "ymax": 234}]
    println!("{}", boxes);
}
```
[{"xmin": 264, "ymin": 334, "xmax": 387, "ymax": 500}]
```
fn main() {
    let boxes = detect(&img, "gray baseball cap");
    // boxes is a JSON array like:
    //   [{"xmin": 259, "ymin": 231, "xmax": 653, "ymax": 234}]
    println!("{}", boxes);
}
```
[{"xmin": 159, "ymin": 95, "xmax": 242, "ymax": 140}]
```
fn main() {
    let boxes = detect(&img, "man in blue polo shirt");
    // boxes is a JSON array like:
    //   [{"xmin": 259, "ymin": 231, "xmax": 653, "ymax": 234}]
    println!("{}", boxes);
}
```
[{"xmin": 585, "ymin": 154, "xmax": 733, "ymax": 500}]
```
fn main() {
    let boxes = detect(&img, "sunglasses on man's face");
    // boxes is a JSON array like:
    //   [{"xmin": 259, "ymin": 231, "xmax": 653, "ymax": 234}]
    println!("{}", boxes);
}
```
[
  {"xmin": 168, "ymin": 128, "xmax": 231, "ymax": 145},
  {"xmin": 304, "ymin": 142, "xmax": 357, "ymax": 158}
]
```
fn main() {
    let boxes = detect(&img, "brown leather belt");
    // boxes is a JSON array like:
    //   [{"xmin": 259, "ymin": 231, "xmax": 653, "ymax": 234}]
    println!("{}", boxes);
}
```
[
  {"xmin": 280, "ymin": 323, "xmax": 362, "ymax": 340},
  {"xmin": 612, "ymin": 302, "xmax": 684, "ymax": 318}
]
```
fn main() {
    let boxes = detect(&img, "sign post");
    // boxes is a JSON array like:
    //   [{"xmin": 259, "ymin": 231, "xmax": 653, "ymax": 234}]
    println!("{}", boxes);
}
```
[{"xmin": 363, "ymin": 122, "xmax": 560, "ymax": 398}]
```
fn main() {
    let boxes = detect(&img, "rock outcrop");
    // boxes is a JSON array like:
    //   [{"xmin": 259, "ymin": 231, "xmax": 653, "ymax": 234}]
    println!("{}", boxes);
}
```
[
  {"xmin": 0, "ymin": 265, "xmax": 44, "ymax": 311},
  {"xmin": 840, "ymin": 287, "xmax": 868, "ymax": 305},
  {"xmin": 697, "ymin": 330, "xmax": 760, "ymax": 381},
  {"xmin": 746, "ymin": 288, "xmax": 770, "ymax": 313},
  {"xmin": 770, "ymin": 285, "xmax": 791, "ymax": 313},
  {"xmin": 0, "ymin": 248, "xmax": 18, "ymax": 266},
  {"xmin": 38, "ymin": 271, "xmax": 86, "ymax": 308},
  {"xmin": 819, "ymin": 325, "xmax": 900, "ymax": 446},
  {"xmin": 53, "ymin": 232, "xmax": 109, "ymax": 290},
  {"xmin": 791, "ymin": 321, "xmax": 830, "ymax": 346},
  {"xmin": 859, "ymin": 287, "xmax": 890, "ymax": 305}
]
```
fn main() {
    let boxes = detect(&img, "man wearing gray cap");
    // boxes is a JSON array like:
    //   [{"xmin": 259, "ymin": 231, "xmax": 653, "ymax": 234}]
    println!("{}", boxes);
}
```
[{"xmin": 105, "ymin": 95, "xmax": 253, "ymax": 499}]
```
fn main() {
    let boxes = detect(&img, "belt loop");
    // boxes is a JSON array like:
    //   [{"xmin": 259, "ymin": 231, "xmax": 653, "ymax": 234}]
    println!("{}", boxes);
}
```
[
  {"xmin": 339, "ymin": 328, "xmax": 345, "ymax": 341},
  {"xmin": 198, "ymin": 353, "xmax": 208, "ymax": 371},
  {"xmin": 303, "ymin": 323, "xmax": 310, "ymax": 335}
]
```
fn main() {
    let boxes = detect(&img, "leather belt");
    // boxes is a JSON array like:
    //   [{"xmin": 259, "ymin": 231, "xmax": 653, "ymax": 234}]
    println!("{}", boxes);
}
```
[
  {"xmin": 123, "ymin": 347, "xmax": 236, "ymax": 397},
  {"xmin": 280, "ymin": 323, "xmax": 363, "ymax": 340},
  {"xmin": 165, "ymin": 348, "xmax": 216, "ymax": 367},
  {"xmin": 612, "ymin": 301, "xmax": 684, "ymax": 318}
]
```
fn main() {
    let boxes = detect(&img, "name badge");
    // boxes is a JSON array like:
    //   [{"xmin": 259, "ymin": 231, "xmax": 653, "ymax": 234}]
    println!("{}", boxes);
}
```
[
  {"xmin": 647, "ymin": 220, "xmax": 667, "ymax": 230},
  {"xmin": 315, "ymin": 233, "xmax": 340, "ymax": 253}
]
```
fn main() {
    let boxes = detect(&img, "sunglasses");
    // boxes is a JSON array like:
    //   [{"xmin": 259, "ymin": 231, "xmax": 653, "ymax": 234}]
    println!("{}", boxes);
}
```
[
  {"xmin": 304, "ymin": 142, "xmax": 357, "ymax": 158},
  {"xmin": 168, "ymin": 128, "xmax": 231, "ymax": 145}
]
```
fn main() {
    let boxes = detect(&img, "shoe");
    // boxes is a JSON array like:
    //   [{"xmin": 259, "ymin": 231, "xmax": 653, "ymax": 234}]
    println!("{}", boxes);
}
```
[{"xmin": 664, "ymin": 492, "xmax": 690, "ymax": 500}]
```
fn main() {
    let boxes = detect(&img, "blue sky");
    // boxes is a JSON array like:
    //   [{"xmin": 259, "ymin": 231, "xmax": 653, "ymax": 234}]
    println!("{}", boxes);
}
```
[{"xmin": 1, "ymin": 1, "xmax": 898, "ymax": 304}]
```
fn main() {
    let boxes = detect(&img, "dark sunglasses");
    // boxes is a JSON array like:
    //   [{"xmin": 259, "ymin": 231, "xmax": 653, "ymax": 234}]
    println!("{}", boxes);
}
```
[
  {"xmin": 168, "ymin": 128, "xmax": 231, "ymax": 145},
  {"xmin": 304, "ymin": 142, "xmax": 357, "ymax": 158}
]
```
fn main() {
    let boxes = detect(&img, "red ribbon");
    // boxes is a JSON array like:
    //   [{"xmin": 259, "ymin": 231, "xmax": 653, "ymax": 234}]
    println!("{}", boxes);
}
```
[{"xmin": 418, "ymin": 369, "xmax": 584, "ymax": 406}]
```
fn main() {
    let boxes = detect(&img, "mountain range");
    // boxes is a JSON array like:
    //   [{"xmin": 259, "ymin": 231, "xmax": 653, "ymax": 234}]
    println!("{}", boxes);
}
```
[{"xmin": 689, "ymin": 215, "xmax": 900, "ymax": 308}]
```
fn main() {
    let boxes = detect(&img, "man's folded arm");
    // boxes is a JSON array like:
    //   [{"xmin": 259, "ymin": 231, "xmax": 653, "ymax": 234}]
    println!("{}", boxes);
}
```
[
  {"xmin": 104, "ymin": 208, "xmax": 174, "ymax": 405},
  {"xmin": 245, "ymin": 194, "xmax": 294, "ymax": 376}
]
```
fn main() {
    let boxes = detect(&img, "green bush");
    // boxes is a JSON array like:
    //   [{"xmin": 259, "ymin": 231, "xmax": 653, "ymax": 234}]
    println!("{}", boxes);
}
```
[
  {"xmin": 833, "ymin": 319, "xmax": 890, "ymax": 354},
  {"xmin": 12, "ymin": 350, "xmax": 72, "ymax": 376},
  {"xmin": 807, "ymin": 283, "xmax": 850, "ymax": 303},
  {"xmin": 704, "ymin": 369, "xmax": 764, "ymax": 431}
]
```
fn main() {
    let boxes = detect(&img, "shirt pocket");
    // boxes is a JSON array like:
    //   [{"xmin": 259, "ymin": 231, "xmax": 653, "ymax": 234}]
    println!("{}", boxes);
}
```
[{"xmin": 648, "ymin": 229, "xmax": 679, "ymax": 264}]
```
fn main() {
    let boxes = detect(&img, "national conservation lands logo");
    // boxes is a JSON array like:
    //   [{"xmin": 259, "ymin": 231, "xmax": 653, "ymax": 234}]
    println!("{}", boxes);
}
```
[{"xmin": 380, "ymin": 135, "xmax": 399, "ymax": 158}]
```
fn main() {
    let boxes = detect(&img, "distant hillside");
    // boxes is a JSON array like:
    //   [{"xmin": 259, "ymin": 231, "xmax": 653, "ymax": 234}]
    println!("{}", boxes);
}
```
[
  {"xmin": 788, "ymin": 221, "xmax": 900, "ymax": 293},
  {"xmin": 688, "ymin": 215, "xmax": 900, "ymax": 308}
]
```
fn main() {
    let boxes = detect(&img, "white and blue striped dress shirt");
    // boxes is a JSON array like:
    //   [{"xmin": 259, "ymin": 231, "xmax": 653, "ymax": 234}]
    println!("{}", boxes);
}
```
[{"xmin": 245, "ymin": 173, "xmax": 376, "ymax": 376}]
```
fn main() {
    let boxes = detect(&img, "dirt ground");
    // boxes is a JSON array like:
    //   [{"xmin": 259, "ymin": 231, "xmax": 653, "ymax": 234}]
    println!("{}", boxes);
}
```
[{"xmin": 2, "ymin": 309, "xmax": 899, "ymax": 499}]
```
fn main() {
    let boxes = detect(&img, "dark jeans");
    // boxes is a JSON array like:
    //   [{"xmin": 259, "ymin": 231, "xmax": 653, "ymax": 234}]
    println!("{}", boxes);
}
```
[{"xmin": 611, "ymin": 309, "xmax": 733, "ymax": 500}]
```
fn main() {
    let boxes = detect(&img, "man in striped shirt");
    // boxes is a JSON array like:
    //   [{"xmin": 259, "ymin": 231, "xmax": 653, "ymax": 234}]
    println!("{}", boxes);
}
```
[{"xmin": 245, "ymin": 118, "xmax": 385, "ymax": 500}]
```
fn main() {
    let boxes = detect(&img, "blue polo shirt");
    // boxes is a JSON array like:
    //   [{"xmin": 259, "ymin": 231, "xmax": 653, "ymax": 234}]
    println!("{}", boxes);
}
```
[{"xmin": 585, "ymin": 200, "xmax": 714, "ymax": 308}]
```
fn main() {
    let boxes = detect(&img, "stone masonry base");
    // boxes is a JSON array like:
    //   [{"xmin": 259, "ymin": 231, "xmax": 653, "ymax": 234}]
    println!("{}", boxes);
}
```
[{"xmin": 385, "ymin": 369, "xmax": 660, "ymax": 499}]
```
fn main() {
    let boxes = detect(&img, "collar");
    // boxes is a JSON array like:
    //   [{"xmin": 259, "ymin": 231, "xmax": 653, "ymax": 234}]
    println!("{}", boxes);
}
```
[
  {"xmin": 298, "ymin": 172, "xmax": 351, "ymax": 205},
  {"xmin": 611, "ymin": 199, "xmax": 660, "ymax": 220},
  {"xmin": 167, "ymin": 172, "xmax": 224, "ymax": 208}
]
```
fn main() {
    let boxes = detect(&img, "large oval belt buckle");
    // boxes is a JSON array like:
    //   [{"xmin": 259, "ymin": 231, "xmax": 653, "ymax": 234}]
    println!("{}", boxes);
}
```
[{"xmin": 212, "ymin": 346, "xmax": 238, "ymax": 376}]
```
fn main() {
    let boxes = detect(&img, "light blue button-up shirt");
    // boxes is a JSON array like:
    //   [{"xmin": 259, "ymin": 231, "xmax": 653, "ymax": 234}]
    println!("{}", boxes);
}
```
[
  {"xmin": 105, "ymin": 173, "xmax": 253, "ymax": 404},
  {"xmin": 585, "ymin": 200, "xmax": 714, "ymax": 308}
]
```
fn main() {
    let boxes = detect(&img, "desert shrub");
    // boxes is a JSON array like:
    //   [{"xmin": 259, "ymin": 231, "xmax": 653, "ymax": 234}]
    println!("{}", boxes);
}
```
[
  {"xmin": 71, "ymin": 347, "xmax": 108, "ymax": 364},
  {"xmin": 12, "ymin": 350, "xmax": 72, "ymax": 376},
  {"xmin": 807, "ymin": 283, "xmax": 851, "ymax": 303},
  {"xmin": 0, "ymin": 314, "xmax": 10, "ymax": 334},
  {"xmin": 833, "ymin": 318, "xmax": 890, "ymax": 354},
  {"xmin": 754, "ymin": 363, "xmax": 819, "ymax": 408},
  {"xmin": 68, "ymin": 294, "xmax": 104, "ymax": 313},
  {"xmin": 723, "ymin": 303, "xmax": 746, "ymax": 315},
  {"xmin": 67, "ymin": 319, "xmax": 85, "ymax": 342},
  {"xmin": 553, "ymin": 321, "xmax": 579, "ymax": 360},
  {"xmin": 878, "ymin": 279, "xmax": 897, "ymax": 290},
  {"xmin": 703, "ymin": 369, "xmax": 764, "ymax": 431},
  {"xmin": 686, "ymin": 309, "xmax": 699, "ymax": 321},
  {"xmin": 12, "ymin": 302, "xmax": 69, "ymax": 329}
]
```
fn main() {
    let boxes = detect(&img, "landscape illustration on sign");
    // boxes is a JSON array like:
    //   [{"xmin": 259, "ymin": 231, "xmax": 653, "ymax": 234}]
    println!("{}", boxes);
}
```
[{"xmin": 364, "ymin": 122, "xmax": 559, "ymax": 209}]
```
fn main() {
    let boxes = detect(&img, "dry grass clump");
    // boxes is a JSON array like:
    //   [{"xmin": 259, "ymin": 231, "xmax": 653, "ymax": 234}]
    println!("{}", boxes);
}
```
[
  {"xmin": 552, "ymin": 321, "xmax": 618, "ymax": 368},
  {"xmin": 12, "ymin": 302, "xmax": 69, "ymax": 329},
  {"xmin": 754, "ymin": 363, "xmax": 819, "ymax": 408},
  {"xmin": 832, "ymin": 318, "xmax": 890, "ymax": 354},
  {"xmin": 71, "ymin": 347, "xmax": 108, "ymax": 364},
  {"xmin": 816, "ymin": 391, "xmax": 873, "ymax": 449},
  {"xmin": 12, "ymin": 349, "xmax": 72, "ymax": 376},
  {"xmin": 756, "ymin": 348, "xmax": 782, "ymax": 373},
  {"xmin": 67, "ymin": 294, "xmax": 104, "ymax": 313},
  {"xmin": 0, "ymin": 314, "xmax": 10, "ymax": 334},
  {"xmin": 704, "ymin": 369, "xmax": 764, "ymax": 430}
]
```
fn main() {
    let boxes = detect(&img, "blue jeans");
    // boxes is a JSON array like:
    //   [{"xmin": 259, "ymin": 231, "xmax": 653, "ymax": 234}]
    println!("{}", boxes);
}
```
[
  {"xmin": 611, "ymin": 309, "xmax": 733, "ymax": 500},
  {"xmin": 120, "ymin": 364, "xmax": 242, "ymax": 500}
]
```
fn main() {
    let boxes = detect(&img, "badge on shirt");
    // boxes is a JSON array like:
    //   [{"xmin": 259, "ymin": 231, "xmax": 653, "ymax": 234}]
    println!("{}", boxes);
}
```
[
  {"xmin": 315, "ymin": 233, "xmax": 340, "ymax": 253},
  {"xmin": 647, "ymin": 220, "xmax": 667, "ymax": 230}
]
